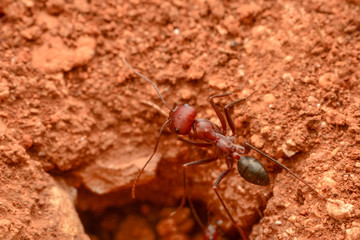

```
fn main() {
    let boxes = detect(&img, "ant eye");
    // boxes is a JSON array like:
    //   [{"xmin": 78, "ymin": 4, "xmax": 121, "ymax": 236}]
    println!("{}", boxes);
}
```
[
  {"xmin": 184, "ymin": 103, "xmax": 189, "ymax": 107},
  {"xmin": 174, "ymin": 128, "xmax": 179, "ymax": 133}
]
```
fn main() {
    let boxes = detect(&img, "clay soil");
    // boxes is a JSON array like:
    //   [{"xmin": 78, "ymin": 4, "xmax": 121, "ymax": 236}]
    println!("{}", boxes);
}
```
[{"xmin": 1, "ymin": 0, "xmax": 360, "ymax": 239}]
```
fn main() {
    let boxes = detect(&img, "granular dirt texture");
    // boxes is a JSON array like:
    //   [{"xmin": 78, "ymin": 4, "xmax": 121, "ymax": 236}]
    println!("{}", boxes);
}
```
[{"xmin": 1, "ymin": 0, "xmax": 360, "ymax": 239}]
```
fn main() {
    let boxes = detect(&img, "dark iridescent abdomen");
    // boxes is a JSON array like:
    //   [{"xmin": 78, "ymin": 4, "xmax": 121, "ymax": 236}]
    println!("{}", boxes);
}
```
[{"xmin": 237, "ymin": 156, "xmax": 270, "ymax": 186}]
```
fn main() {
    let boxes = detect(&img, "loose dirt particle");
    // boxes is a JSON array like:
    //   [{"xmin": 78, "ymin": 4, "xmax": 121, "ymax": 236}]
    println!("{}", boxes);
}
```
[
  {"xmin": 320, "ymin": 171, "xmax": 338, "ymax": 194},
  {"xmin": 222, "ymin": 15, "xmax": 239, "ymax": 35},
  {"xmin": 252, "ymin": 25, "xmax": 270, "ymax": 39},
  {"xmin": 318, "ymin": 72, "xmax": 338, "ymax": 88},
  {"xmin": 281, "ymin": 144, "xmax": 297, "ymax": 157},
  {"xmin": 263, "ymin": 93, "xmax": 276, "ymax": 104},
  {"xmin": 0, "ymin": 81, "xmax": 9, "ymax": 100},
  {"xmin": 250, "ymin": 134, "xmax": 265, "ymax": 149},
  {"xmin": 282, "ymin": 73, "xmax": 294, "ymax": 81},
  {"xmin": 178, "ymin": 88, "xmax": 192, "ymax": 100},
  {"xmin": 207, "ymin": 0, "xmax": 225, "ymax": 18},
  {"xmin": 187, "ymin": 63, "xmax": 205, "ymax": 81},
  {"xmin": 22, "ymin": 133, "xmax": 33, "ymax": 149},
  {"xmin": 346, "ymin": 227, "xmax": 360, "ymax": 240},
  {"xmin": 46, "ymin": 0, "xmax": 65, "ymax": 15},
  {"xmin": 237, "ymin": 3, "xmax": 262, "ymax": 24},
  {"xmin": 20, "ymin": 26, "xmax": 42, "ymax": 41},
  {"xmin": 323, "ymin": 107, "xmax": 347, "ymax": 125},
  {"xmin": 74, "ymin": 0, "xmax": 90, "ymax": 13}
]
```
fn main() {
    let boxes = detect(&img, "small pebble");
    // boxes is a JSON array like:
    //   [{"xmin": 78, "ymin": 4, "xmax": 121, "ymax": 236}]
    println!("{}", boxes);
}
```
[
  {"xmin": 260, "ymin": 126, "xmax": 270, "ymax": 136},
  {"xmin": 250, "ymin": 134, "xmax": 265, "ymax": 148},
  {"xmin": 263, "ymin": 93, "xmax": 276, "ymax": 104},
  {"xmin": 275, "ymin": 220, "xmax": 282, "ymax": 225},
  {"xmin": 0, "ymin": 82, "xmax": 10, "ymax": 100},
  {"xmin": 46, "ymin": 0, "xmax": 65, "ymax": 15},
  {"xmin": 318, "ymin": 72, "xmax": 338, "ymax": 88},
  {"xmin": 288, "ymin": 215, "xmax": 296, "ymax": 223},
  {"xmin": 326, "ymin": 199, "xmax": 354, "ymax": 220},
  {"xmin": 236, "ymin": 69, "xmax": 245, "ymax": 78},
  {"xmin": 223, "ymin": 15, "xmax": 239, "ymax": 35},
  {"xmin": 237, "ymin": 3, "xmax": 262, "ymax": 24},
  {"xmin": 284, "ymin": 55, "xmax": 293, "ymax": 62},
  {"xmin": 281, "ymin": 143, "xmax": 297, "ymax": 157},
  {"xmin": 285, "ymin": 139, "xmax": 296, "ymax": 147},
  {"xmin": 208, "ymin": 0, "xmax": 225, "ymax": 18},
  {"xmin": 282, "ymin": 146, "xmax": 297, "ymax": 157},
  {"xmin": 282, "ymin": 73, "xmax": 294, "ymax": 81},
  {"xmin": 22, "ymin": 133, "xmax": 33, "ymax": 149},
  {"xmin": 346, "ymin": 227, "xmax": 360, "ymax": 240},
  {"xmin": 285, "ymin": 228, "xmax": 295, "ymax": 235},
  {"xmin": 187, "ymin": 63, "xmax": 205, "ymax": 81},
  {"xmin": 331, "ymin": 147, "xmax": 340, "ymax": 156},
  {"xmin": 252, "ymin": 25, "xmax": 270, "ymax": 38},
  {"xmin": 178, "ymin": 88, "xmax": 192, "ymax": 100}
]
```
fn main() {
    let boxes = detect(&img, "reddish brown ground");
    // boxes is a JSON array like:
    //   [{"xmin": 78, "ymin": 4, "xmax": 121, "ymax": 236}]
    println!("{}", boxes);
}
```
[{"xmin": 1, "ymin": 0, "xmax": 360, "ymax": 239}]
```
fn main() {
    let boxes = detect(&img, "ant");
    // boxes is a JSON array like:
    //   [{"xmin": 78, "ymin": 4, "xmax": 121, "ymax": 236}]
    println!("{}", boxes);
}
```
[{"xmin": 122, "ymin": 57, "xmax": 329, "ymax": 240}]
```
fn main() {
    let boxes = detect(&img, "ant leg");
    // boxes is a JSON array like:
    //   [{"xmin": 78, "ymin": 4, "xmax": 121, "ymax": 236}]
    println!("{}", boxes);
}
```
[
  {"xmin": 172, "ymin": 156, "xmax": 219, "ymax": 229},
  {"xmin": 224, "ymin": 98, "xmax": 247, "ymax": 136},
  {"xmin": 213, "ymin": 167, "xmax": 248, "ymax": 240},
  {"xmin": 131, "ymin": 119, "xmax": 170, "ymax": 199},
  {"xmin": 176, "ymin": 136, "xmax": 212, "ymax": 147},
  {"xmin": 224, "ymin": 84, "xmax": 262, "ymax": 136},
  {"xmin": 244, "ymin": 142, "xmax": 329, "ymax": 202},
  {"xmin": 209, "ymin": 93, "xmax": 233, "ymax": 134},
  {"xmin": 209, "ymin": 84, "xmax": 261, "ymax": 136}
]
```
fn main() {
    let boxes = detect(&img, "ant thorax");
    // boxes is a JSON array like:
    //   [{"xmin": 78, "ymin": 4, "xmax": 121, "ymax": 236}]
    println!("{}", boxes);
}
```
[{"xmin": 192, "ymin": 119, "xmax": 222, "ymax": 141}]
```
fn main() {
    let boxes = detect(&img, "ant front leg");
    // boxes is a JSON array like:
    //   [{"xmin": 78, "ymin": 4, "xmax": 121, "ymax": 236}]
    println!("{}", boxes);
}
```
[
  {"xmin": 224, "ymin": 98, "xmax": 247, "ymax": 136},
  {"xmin": 212, "ymin": 163, "xmax": 248, "ymax": 240},
  {"xmin": 211, "ymin": 84, "xmax": 262, "ymax": 136},
  {"xmin": 209, "ymin": 92, "xmax": 234, "ymax": 135},
  {"xmin": 224, "ymin": 85, "xmax": 262, "ymax": 136}
]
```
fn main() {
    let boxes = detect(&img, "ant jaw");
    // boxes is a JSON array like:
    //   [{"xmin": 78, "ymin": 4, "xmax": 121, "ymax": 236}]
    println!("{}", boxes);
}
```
[
  {"xmin": 235, "ymin": 145, "xmax": 245, "ymax": 154},
  {"xmin": 171, "ymin": 105, "xmax": 177, "ymax": 112}
]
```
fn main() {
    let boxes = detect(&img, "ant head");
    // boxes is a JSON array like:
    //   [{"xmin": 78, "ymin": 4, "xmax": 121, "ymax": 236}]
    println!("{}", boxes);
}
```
[{"xmin": 168, "ymin": 103, "xmax": 196, "ymax": 135}]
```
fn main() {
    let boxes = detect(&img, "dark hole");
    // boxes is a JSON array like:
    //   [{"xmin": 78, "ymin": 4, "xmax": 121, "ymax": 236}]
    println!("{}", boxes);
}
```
[{"xmin": 77, "ymin": 200, "xmax": 237, "ymax": 240}]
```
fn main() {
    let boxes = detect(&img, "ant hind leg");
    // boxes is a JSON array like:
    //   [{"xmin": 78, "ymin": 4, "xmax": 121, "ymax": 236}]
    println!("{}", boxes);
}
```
[{"xmin": 212, "ymin": 167, "xmax": 248, "ymax": 240}]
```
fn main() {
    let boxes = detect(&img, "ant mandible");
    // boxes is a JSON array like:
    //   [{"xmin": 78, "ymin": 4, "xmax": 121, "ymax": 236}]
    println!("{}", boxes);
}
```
[{"xmin": 122, "ymin": 57, "xmax": 329, "ymax": 240}]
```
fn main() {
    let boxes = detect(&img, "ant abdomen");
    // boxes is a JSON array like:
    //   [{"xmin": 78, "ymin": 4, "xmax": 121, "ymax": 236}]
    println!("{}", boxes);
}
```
[{"xmin": 237, "ymin": 156, "xmax": 270, "ymax": 186}]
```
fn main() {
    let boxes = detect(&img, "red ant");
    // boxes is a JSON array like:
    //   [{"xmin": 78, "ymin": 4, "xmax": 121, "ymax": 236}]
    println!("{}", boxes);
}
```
[{"xmin": 122, "ymin": 57, "xmax": 329, "ymax": 240}]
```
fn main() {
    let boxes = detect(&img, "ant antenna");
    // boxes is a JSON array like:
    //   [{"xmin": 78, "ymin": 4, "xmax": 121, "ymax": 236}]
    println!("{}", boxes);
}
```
[
  {"xmin": 122, "ymin": 57, "xmax": 172, "ymax": 110},
  {"xmin": 132, "ymin": 119, "xmax": 170, "ymax": 198}
]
